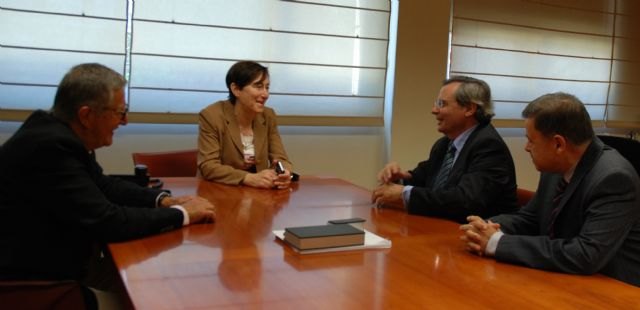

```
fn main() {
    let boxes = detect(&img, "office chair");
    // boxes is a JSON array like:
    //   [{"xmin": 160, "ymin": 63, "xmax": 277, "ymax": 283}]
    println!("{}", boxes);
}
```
[
  {"xmin": 131, "ymin": 149, "xmax": 198, "ymax": 177},
  {"xmin": 0, "ymin": 280, "xmax": 93, "ymax": 310},
  {"xmin": 598, "ymin": 135, "xmax": 640, "ymax": 174},
  {"xmin": 516, "ymin": 187, "xmax": 535, "ymax": 208}
]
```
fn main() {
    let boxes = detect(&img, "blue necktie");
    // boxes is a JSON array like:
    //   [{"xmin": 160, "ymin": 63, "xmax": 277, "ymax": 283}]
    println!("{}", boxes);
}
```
[{"xmin": 433, "ymin": 143, "xmax": 456, "ymax": 189}]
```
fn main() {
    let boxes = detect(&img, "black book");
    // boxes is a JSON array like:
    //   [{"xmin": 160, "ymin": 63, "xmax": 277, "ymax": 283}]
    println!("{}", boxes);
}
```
[
  {"xmin": 283, "ymin": 224, "xmax": 365, "ymax": 250},
  {"xmin": 328, "ymin": 217, "xmax": 365, "ymax": 230}
]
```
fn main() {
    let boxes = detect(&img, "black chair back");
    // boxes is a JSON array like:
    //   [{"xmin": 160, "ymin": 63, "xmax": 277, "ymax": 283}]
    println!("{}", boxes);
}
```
[{"xmin": 598, "ymin": 135, "xmax": 640, "ymax": 174}]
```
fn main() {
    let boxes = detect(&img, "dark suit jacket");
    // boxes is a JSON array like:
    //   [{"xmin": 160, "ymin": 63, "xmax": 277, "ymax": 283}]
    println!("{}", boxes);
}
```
[
  {"xmin": 490, "ymin": 138, "xmax": 640, "ymax": 287},
  {"xmin": 0, "ymin": 111, "xmax": 184, "ymax": 282},
  {"xmin": 406, "ymin": 122, "xmax": 518, "ymax": 222},
  {"xmin": 198, "ymin": 100, "xmax": 293, "ymax": 185}
]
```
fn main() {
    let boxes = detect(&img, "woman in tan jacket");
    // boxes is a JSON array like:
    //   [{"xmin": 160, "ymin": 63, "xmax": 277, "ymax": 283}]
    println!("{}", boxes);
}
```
[{"xmin": 198, "ymin": 61, "xmax": 293, "ymax": 189}]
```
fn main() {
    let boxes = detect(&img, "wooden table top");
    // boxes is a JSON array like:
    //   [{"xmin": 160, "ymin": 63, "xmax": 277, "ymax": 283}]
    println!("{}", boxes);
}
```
[{"xmin": 108, "ymin": 176, "xmax": 639, "ymax": 309}]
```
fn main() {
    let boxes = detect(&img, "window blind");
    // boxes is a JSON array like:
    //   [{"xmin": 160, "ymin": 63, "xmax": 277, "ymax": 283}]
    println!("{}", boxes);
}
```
[
  {"xmin": 0, "ymin": 0, "xmax": 127, "ymax": 111},
  {"xmin": 1, "ymin": 0, "xmax": 393, "ymax": 126},
  {"xmin": 129, "ymin": 0, "xmax": 391, "ymax": 122},
  {"xmin": 607, "ymin": 0, "xmax": 640, "ymax": 128},
  {"xmin": 449, "ymin": 0, "xmax": 639, "ymax": 129}
]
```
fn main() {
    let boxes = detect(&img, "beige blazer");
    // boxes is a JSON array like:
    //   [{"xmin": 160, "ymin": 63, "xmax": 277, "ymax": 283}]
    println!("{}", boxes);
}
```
[{"xmin": 197, "ymin": 100, "xmax": 293, "ymax": 185}]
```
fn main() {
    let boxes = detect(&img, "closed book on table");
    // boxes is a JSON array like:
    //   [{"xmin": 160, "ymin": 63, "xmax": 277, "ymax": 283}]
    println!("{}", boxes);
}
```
[{"xmin": 284, "ymin": 224, "xmax": 365, "ymax": 250}]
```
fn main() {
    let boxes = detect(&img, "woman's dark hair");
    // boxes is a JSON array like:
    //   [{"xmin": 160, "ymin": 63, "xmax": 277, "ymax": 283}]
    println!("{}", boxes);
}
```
[{"xmin": 226, "ymin": 61, "xmax": 269, "ymax": 104}]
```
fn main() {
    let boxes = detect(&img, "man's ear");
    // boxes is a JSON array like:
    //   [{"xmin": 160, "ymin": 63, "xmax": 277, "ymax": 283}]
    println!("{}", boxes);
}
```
[
  {"xmin": 552, "ymin": 134, "xmax": 567, "ymax": 154},
  {"xmin": 464, "ymin": 102, "xmax": 478, "ymax": 117},
  {"xmin": 76, "ymin": 105, "xmax": 93, "ymax": 128}
]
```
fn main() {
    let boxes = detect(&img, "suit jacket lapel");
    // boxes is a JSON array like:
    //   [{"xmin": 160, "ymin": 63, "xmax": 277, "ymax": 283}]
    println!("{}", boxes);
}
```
[
  {"xmin": 548, "ymin": 139, "xmax": 605, "ymax": 229},
  {"xmin": 253, "ymin": 113, "xmax": 268, "ymax": 165},
  {"xmin": 222, "ymin": 101, "xmax": 244, "ymax": 155}
]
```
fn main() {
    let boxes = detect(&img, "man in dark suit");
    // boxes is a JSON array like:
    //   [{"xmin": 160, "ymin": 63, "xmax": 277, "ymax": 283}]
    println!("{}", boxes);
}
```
[
  {"xmin": 460, "ymin": 92, "xmax": 640, "ymax": 287},
  {"xmin": 0, "ymin": 63, "xmax": 217, "ymax": 307},
  {"xmin": 372, "ymin": 76, "xmax": 518, "ymax": 222}
]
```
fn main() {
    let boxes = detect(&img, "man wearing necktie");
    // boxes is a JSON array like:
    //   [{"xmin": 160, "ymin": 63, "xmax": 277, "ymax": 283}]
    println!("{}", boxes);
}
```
[
  {"xmin": 372, "ymin": 76, "xmax": 518, "ymax": 222},
  {"xmin": 460, "ymin": 92, "xmax": 640, "ymax": 287}
]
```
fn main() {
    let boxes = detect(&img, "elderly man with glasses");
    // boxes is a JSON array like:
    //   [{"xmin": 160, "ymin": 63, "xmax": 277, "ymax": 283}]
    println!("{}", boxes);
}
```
[{"xmin": 0, "ymin": 63, "xmax": 216, "ymax": 309}]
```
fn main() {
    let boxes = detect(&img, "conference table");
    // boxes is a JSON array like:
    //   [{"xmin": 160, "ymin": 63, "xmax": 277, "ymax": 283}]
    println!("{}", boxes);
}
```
[{"xmin": 108, "ymin": 176, "xmax": 639, "ymax": 309}]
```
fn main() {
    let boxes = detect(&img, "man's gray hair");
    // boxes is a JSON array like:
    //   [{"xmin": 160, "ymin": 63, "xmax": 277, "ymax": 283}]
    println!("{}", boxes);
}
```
[
  {"xmin": 443, "ymin": 76, "xmax": 494, "ymax": 124},
  {"xmin": 51, "ymin": 63, "xmax": 126, "ymax": 122}
]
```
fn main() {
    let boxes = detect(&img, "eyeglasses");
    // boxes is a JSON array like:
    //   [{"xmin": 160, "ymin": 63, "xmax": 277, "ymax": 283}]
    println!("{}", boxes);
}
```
[
  {"xmin": 103, "ymin": 105, "xmax": 129, "ymax": 121},
  {"xmin": 435, "ymin": 99, "xmax": 484, "ymax": 109},
  {"xmin": 434, "ymin": 99, "xmax": 449, "ymax": 109}
]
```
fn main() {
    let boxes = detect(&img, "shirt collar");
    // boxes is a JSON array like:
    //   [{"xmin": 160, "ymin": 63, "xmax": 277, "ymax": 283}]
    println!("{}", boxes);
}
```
[{"xmin": 452, "ymin": 125, "xmax": 477, "ymax": 153}]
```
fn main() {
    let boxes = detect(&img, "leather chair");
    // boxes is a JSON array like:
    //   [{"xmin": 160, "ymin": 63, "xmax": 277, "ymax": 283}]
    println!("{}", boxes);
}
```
[
  {"xmin": 598, "ymin": 135, "xmax": 640, "ymax": 174},
  {"xmin": 0, "ymin": 280, "xmax": 94, "ymax": 310},
  {"xmin": 516, "ymin": 187, "xmax": 535, "ymax": 208},
  {"xmin": 131, "ymin": 149, "xmax": 198, "ymax": 177}
]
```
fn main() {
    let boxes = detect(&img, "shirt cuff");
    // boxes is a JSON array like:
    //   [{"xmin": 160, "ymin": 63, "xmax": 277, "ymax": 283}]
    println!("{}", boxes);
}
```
[
  {"xmin": 402, "ymin": 185, "xmax": 413, "ymax": 208},
  {"xmin": 485, "ymin": 230, "xmax": 504, "ymax": 257},
  {"xmin": 170, "ymin": 205, "xmax": 190, "ymax": 226},
  {"xmin": 156, "ymin": 191, "xmax": 171, "ymax": 208}
]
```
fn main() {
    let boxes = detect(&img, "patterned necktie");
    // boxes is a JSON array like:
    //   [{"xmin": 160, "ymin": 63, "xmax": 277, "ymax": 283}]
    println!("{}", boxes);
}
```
[
  {"xmin": 433, "ymin": 143, "xmax": 457, "ymax": 189},
  {"xmin": 548, "ymin": 178, "xmax": 568, "ymax": 238}
]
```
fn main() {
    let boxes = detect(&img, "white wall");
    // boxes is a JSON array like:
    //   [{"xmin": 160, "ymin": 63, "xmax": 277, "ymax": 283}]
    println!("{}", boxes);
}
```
[
  {"xmin": 0, "ymin": 121, "xmax": 386, "ymax": 190},
  {"xmin": 95, "ymin": 124, "xmax": 385, "ymax": 190},
  {"xmin": 0, "ymin": 121, "xmax": 537, "ymax": 191}
]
